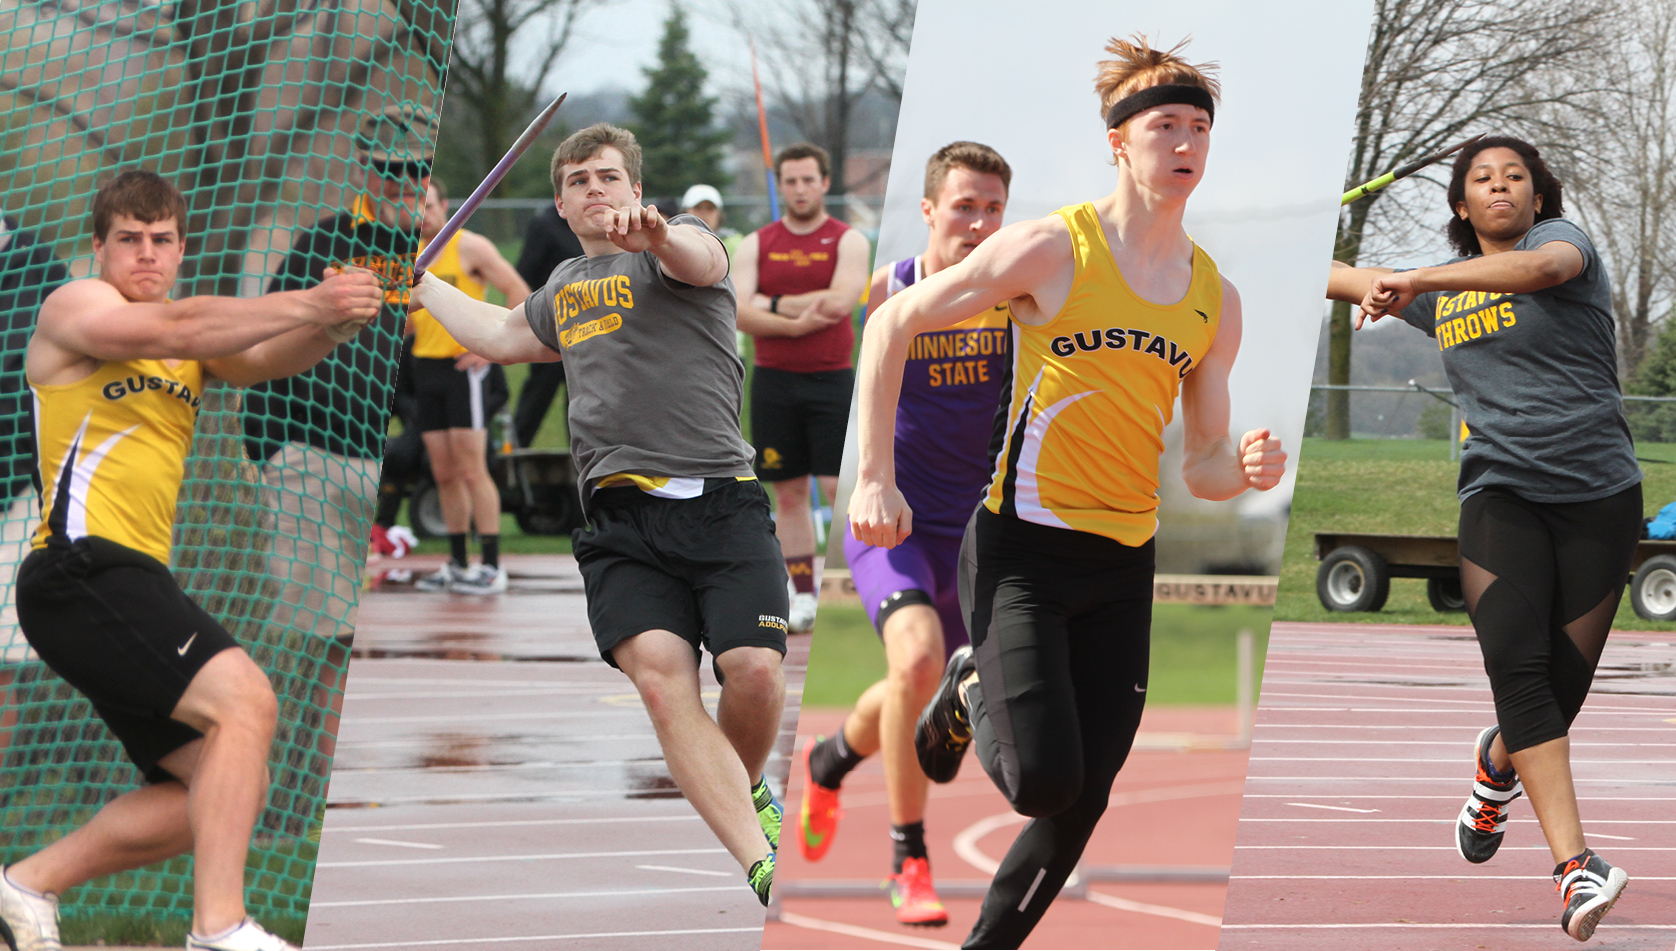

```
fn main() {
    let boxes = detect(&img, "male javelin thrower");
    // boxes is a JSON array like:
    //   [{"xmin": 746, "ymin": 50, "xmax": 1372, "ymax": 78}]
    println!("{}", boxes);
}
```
[
  {"xmin": 409, "ymin": 123, "xmax": 788, "ymax": 904},
  {"xmin": 0, "ymin": 170, "xmax": 382, "ymax": 951}
]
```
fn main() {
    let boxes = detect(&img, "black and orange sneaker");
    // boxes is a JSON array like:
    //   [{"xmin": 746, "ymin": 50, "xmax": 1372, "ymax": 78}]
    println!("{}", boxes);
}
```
[
  {"xmin": 1556, "ymin": 848, "xmax": 1627, "ymax": 941},
  {"xmin": 888, "ymin": 856, "xmax": 949, "ymax": 927},
  {"xmin": 797, "ymin": 737, "xmax": 842, "ymax": 862},
  {"xmin": 914, "ymin": 645, "xmax": 975, "ymax": 783},
  {"xmin": 1455, "ymin": 724, "xmax": 1522, "ymax": 864}
]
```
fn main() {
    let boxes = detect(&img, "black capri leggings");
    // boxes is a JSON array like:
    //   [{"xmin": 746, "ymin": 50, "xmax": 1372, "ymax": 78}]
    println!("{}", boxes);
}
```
[
  {"xmin": 1457, "ymin": 484, "xmax": 1642, "ymax": 754},
  {"xmin": 957, "ymin": 507, "xmax": 1153, "ymax": 949}
]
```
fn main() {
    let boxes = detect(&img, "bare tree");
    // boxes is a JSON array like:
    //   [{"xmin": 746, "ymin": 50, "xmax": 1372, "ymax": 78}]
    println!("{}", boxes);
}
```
[
  {"xmin": 1565, "ymin": 0, "xmax": 1676, "ymax": 378},
  {"xmin": 728, "ymin": 0, "xmax": 909, "ymax": 204},
  {"xmin": 1324, "ymin": 0, "xmax": 1612, "ymax": 438},
  {"xmin": 444, "ymin": 0, "xmax": 609, "ymax": 194}
]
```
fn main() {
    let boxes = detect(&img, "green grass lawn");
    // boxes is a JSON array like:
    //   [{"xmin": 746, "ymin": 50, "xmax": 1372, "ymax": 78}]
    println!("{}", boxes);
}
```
[
  {"xmin": 801, "ymin": 602, "xmax": 1271, "ymax": 708},
  {"xmin": 1278, "ymin": 437, "xmax": 1676, "ymax": 630}
]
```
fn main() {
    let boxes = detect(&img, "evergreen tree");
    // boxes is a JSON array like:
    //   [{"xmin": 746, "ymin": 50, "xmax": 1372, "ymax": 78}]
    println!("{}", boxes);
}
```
[{"xmin": 630, "ymin": 5, "xmax": 731, "ymax": 202}]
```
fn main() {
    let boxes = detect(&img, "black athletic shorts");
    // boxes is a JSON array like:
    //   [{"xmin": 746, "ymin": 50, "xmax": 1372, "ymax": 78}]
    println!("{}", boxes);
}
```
[
  {"xmin": 14, "ymin": 536, "xmax": 242, "ymax": 783},
  {"xmin": 574, "ymin": 479, "xmax": 790, "ymax": 673},
  {"xmin": 411, "ymin": 356, "xmax": 508, "ymax": 433},
  {"xmin": 750, "ymin": 366, "xmax": 853, "ymax": 481}
]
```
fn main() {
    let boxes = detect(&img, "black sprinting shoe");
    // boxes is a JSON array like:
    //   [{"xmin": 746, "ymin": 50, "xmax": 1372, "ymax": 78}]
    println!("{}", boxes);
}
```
[
  {"xmin": 914, "ymin": 645, "xmax": 975, "ymax": 783},
  {"xmin": 1556, "ymin": 848, "xmax": 1628, "ymax": 941},
  {"xmin": 1455, "ymin": 724, "xmax": 1522, "ymax": 864}
]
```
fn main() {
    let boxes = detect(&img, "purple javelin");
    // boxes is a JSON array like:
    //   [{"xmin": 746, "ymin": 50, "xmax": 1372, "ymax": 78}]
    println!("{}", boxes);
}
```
[{"xmin": 414, "ymin": 91, "xmax": 568, "ymax": 277}]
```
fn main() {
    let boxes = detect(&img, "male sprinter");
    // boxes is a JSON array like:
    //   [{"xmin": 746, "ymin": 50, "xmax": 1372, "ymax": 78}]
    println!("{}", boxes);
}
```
[
  {"xmin": 734, "ymin": 145, "xmax": 871, "ymax": 632},
  {"xmin": 409, "ymin": 124, "xmax": 788, "ymax": 904},
  {"xmin": 0, "ymin": 170, "xmax": 382, "ymax": 951},
  {"xmin": 800, "ymin": 142, "xmax": 1013, "ymax": 926},
  {"xmin": 410, "ymin": 178, "xmax": 529, "ymax": 594}
]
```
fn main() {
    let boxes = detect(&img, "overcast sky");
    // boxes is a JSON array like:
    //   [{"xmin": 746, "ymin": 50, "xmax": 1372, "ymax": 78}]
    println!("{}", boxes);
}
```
[
  {"xmin": 859, "ymin": 0, "xmax": 1376, "ymax": 517},
  {"xmin": 528, "ymin": 0, "xmax": 770, "ymax": 99}
]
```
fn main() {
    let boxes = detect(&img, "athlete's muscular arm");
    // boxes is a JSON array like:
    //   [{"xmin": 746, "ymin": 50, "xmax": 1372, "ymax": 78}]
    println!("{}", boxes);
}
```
[
  {"xmin": 849, "ymin": 217, "xmax": 1071, "ymax": 549},
  {"xmin": 1179, "ymin": 279, "xmax": 1287, "ymax": 500},
  {"xmin": 1362, "ymin": 241, "xmax": 1583, "ymax": 320},
  {"xmin": 409, "ymin": 271, "xmax": 561, "ymax": 364},
  {"xmin": 205, "ymin": 266, "xmax": 390, "ymax": 386},
  {"xmin": 733, "ymin": 232, "xmax": 843, "ymax": 338},
  {"xmin": 602, "ymin": 203, "xmax": 728, "ymax": 287},
  {"xmin": 27, "ymin": 272, "xmax": 382, "ymax": 385}
]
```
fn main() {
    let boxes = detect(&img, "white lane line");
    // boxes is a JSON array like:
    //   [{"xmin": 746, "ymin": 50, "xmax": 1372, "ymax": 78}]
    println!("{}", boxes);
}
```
[
  {"xmin": 1244, "ymin": 775, "xmax": 1672, "ymax": 784},
  {"xmin": 327, "ymin": 789, "xmax": 692, "ymax": 806},
  {"xmin": 305, "ymin": 926, "xmax": 767, "ymax": 949},
  {"xmin": 317, "ymin": 847, "xmax": 728, "ymax": 869},
  {"xmin": 1248, "ymin": 725, "xmax": 1676, "ymax": 732},
  {"xmin": 775, "ymin": 910, "xmax": 961, "ymax": 950},
  {"xmin": 1254, "ymin": 738, "xmax": 1676, "ymax": 747},
  {"xmin": 1284, "ymin": 802, "xmax": 1379, "ymax": 813},
  {"xmin": 1249, "ymin": 757, "xmax": 1676, "ymax": 766},
  {"xmin": 1085, "ymin": 890, "xmax": 1221, "ymax": 928},
  {"xmin": 324, "ymin": 815, "xmax": 703, "ymax": 834},
  {"xmin": 310, "ymin": 885, "xmax": 739, "ymax": 908},
  {"xmin": 952, "ymin": 781, "xmax": 1248, "ymax": 875},
  {"xmin": 1245, "ymin": 818, "xmax": 1667, "ymax": 825},
  {"xmin": 351, "ymin": 837, "xmax": 444, "ymax": 849},
  {"xmin": 333, "ymin": 759, "xmax": 664, "ymax": 775},
  {"xmin": 634, "ymin": 864, "xmax": 733, "ymax": 877},
  {"xmin": 1589, "ymin": 832, "xmax": 1638, "ymax": 840}
]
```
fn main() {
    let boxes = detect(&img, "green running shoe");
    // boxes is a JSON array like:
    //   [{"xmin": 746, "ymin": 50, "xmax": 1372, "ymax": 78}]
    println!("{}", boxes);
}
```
[
  {"xmin": 748, "ymin": 852, "xmax": 776, "ymax": 907},
  {"xmin": 753, "ymin": 778, "xmax": 783, "ymax": 850}
]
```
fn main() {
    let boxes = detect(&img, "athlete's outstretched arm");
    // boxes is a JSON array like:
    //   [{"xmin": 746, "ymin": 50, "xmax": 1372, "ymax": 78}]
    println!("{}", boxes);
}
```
[
  {"xmin": 1361, "ymin": 240, "xmax": 1583, "ymax": 320},
  {"xmin": 206, "ymin": 267, "xmax": 390, "ymax": 386},
  {"xmin": 410, "ymin": 271, "xmax": 560, "ymax": 364},
  {"xmin": 1179, "ymin": 278, "xmax": 1286, "ymax": 500},
  {"xmin": 848, "ymin": 218, "xmax": 1068, "ymax": 549},
  {"xmin": 29, "ymin": 272, "xmax": 382, "ymax": 382}
]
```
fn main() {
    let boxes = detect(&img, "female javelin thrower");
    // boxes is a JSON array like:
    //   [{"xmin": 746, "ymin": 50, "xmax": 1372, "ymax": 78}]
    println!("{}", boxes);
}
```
[
  {"xmin": 849, "ymin": 36, "xmax": 1286, "ymax": 949},
  {"xmin": 1328, "ymin": 136, "xmax": 1635, "ymax": 941}
]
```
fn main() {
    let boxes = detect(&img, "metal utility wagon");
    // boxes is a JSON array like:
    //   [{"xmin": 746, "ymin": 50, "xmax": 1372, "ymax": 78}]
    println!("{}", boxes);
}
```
[{"xmin": 1313, "ymin": 532, "xmax": 1676, "ymax": 620}]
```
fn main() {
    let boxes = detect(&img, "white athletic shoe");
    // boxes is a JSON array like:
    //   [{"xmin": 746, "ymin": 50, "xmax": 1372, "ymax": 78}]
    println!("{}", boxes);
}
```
[
  {"xmin": 414, "ymin": 561, "xmax": 462, "ymax": 592},
  {"xmin": 788, "ymin": 591, "xmax": 819, "ymax": 633},
  {"xmin": 0, "ymin": 867, "xmax": 61, "ymax": 951},
  {"xmin": 449, "ymin": 564, "xmax": 508, "ymax": 595},
  {"xmin": 184, "ymin": 919, "xmax": 297, "ymax": 951}
]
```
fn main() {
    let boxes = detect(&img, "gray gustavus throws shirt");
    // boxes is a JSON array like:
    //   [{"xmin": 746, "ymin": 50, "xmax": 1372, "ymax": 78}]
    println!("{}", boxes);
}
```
[
  {"xmin": 522, "ymin": 215, "xmax": 756, "ymax": 504},
  {"xmin": 1400, "ymin": 218, "xmax": 1641, "ymax": 503}
]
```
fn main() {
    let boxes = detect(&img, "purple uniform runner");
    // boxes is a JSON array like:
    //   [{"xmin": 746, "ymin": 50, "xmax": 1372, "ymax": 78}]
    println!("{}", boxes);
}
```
[{"xmin": 843, "ymin": 256, "xmax": 1010, "ymax": 652}]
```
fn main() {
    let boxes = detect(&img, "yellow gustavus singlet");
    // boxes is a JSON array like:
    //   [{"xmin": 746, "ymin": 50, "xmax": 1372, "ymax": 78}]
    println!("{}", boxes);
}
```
[
  {"xmin": 31, "ymin": 357, "xmax": 205, "ymax": 564},
  {"xmin": 983, "ymin": 201, "xmax": 1222, "ymax": 545},
  {"xmin": 409, "ymin": 232, "xmax": 485, "ymax": 359}
]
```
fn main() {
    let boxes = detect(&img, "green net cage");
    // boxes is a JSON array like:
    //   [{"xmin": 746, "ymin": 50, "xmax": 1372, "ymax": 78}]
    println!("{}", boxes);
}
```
[{"xmin": 0, "ymin": 0, "xmax": 453, "ymax": 941}]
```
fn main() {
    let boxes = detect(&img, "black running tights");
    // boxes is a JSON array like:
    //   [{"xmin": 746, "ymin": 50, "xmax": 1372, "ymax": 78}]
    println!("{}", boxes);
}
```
[
  {"xmin": 1457, "ymin": 485, "xmax": 1641, "ymax": 754},
  {"xmin": 957, "ymin": 507, "xmax": 1153, "ymax": 949}
]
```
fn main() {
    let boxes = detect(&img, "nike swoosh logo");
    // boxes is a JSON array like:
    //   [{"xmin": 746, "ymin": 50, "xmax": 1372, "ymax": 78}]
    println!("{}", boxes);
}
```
[
  {"xmin": 178, "ymin": 633, "xmax": 197, "ymax": 656},
  {"xmin": 821, "ymin": 237, "xmax": 836, "ymax": 244},
  {"xmin": 1134, "ymin": 683, "xmax": 1146, "ymax": 692}
]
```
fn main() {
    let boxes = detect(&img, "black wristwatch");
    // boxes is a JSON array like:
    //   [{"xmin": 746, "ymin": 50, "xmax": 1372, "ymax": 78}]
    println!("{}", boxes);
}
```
[{"xmin": 770, "ymin": 295, "xmax": 782, "ymax": 314}]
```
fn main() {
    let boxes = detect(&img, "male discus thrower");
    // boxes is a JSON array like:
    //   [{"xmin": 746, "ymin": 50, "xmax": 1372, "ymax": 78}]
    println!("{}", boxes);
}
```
[{"xmin": 414, "ymin": 92, "xmax": 568, "ymax": 279}]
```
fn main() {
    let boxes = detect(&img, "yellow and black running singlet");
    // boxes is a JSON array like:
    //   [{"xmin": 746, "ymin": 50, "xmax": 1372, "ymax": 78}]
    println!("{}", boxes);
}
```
[
  {"xmin": 31, "ymin": 358, "xmax": 204, "ymax": 564},
  {"xmin": 410, "ymin": 232, "xmax": 485, "ymax": 359},
  {"xmin": 984, "ymin": 202, "xmax": 1221, "ymax": 545}
]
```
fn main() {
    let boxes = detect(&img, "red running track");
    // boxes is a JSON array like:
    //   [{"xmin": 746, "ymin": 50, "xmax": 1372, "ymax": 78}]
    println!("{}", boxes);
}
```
[
  {"xmin": 1220, "ymin": 621, "xmax": 1676, "ymax": 951},
  {"xmin": 764, "ymin": 707, "xmax": 1250, "ymax": 950},
  {"xmin": 302, "ymin": 555, "xmax": 799, "ymax": 950}
]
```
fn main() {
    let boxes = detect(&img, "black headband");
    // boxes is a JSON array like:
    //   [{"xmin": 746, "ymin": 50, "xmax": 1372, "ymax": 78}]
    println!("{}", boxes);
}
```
[{"xmin": 1105, "ymin": 84, "xmax": 1215, "ymax": 130}]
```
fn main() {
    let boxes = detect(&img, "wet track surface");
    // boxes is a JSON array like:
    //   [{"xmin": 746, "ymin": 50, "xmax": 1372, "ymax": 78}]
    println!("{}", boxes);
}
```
[
  {"xmin": 302, "ymin": 555, "xmax": 801, "ymax": 950},
  {"xmin": 1219, "ymin": 622, "xmax": 1676, "ymax": 951}
]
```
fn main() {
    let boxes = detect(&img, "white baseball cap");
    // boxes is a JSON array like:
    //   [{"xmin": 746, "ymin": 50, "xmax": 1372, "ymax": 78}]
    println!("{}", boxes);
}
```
[{"xmin": 681, "ymin": 184, "xmax": 724, "ymax": 210}]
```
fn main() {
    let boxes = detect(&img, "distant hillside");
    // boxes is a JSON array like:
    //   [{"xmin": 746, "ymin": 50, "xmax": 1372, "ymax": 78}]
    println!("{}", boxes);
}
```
[{"xmin": 1308, "ymin": 316, "xmax": 1449, "ymax": 437}]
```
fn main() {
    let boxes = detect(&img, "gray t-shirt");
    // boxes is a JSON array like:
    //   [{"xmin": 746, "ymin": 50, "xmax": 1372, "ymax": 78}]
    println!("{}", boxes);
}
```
[
  {"xmin": 522, "ymin": 215, "xmax": 755, "ymax": 503},
  {"xmin": 1400, "ymin": 218, "xmax": 1640, "ymax": 503}
]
